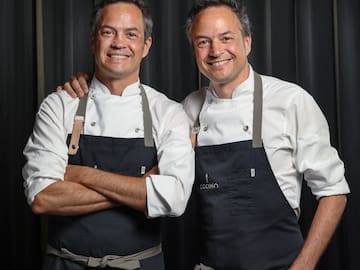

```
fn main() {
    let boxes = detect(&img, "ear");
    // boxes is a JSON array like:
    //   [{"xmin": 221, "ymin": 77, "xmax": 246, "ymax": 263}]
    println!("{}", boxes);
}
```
[
  {"xmin": 142, "ymin": 36, "xmax": 153, "ymax": 58},
  {"xmin": 244, "ymin": 35, "xmax": 252, "ymax": 56}
]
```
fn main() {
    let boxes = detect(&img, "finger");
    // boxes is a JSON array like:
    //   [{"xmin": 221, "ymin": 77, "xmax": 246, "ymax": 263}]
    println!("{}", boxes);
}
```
[
  {"xmin": 82, "ymin": 72, "xmax": 92, "ymax": 83},
  {"xmin": 78, "ymin": 76, "xmax": 89, "ymax": 94},
  {"xmin": 150, "ymin": 165, "xmax": 159, "ymax": 175},
  {"xmin": 63, "ymin": 81, "xmax": 78, "ymax": 98},
  {"xmin": 69, "ymin": 76, "xmax": 86, "ymax": 97},
  {"xmin": 75, "ymin": 72, "xmax": 91, "ymax": 94},
  {"xmin": 144, "ymin": 166, "xmax": 158, "ymax": 178},
  {"xmin": 70, "ymin": 74, "xmax": 88, "ymax": 97},
  {"xmin": 84, "ymin": 72, "xmax": 92, "ymax": 81}
]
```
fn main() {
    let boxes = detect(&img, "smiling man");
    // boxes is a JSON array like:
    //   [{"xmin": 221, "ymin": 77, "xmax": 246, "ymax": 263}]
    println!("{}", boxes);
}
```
[
  {"xmin": 22, "ymin": 1, "xmax": 194, "ymax": 269},
  {"xmin": 183, "ymin": 1, "xmax": 350, "ymax": 269}
]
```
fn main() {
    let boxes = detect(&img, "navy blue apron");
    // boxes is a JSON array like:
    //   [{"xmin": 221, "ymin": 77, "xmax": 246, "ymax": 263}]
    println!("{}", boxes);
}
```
[
  {"xmin": 193, "ymin": 73, "xmax": 303, "ymax": 270},
  {"xmin": 43, "ymin": 85, "xmax": 164, "ymax": 270}
]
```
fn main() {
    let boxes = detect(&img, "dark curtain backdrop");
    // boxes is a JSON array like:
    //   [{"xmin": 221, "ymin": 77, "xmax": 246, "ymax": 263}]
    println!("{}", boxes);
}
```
[{"xmin": 2, "ymin": 0, "xmax": 359, "ymax": 269}]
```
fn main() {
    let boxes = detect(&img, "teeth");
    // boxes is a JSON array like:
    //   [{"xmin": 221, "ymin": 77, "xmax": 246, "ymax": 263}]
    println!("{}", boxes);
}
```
[
  {"xmin": 211, "ymin": 60, "xmax": 228, "ymax": 66},
  {"xmin": 110, "ymin": 55, "xmax": 127, "ymax": 59}
]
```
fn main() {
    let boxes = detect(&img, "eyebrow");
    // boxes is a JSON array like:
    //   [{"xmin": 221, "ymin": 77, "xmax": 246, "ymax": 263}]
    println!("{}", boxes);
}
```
[
  {"xmin": 219, "ymin": 31, "xmax": 236, "ymax": 37},
  {"xmin": 193, "ymin": 35, "xmax": 210, "ymax": 41},
  {"xmin": 194, "ymin": 31, "xmax": 236, "ymax": 40},
  {"xmin": 100, "ymin": 25, "xmax": 141, "ymax": 33}
]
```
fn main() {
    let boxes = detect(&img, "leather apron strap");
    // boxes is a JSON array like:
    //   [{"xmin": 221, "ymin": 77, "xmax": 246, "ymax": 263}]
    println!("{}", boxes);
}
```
[
  {"xmin": 47, "ymin": 244, "xmax": 162, "ymax": 270},
  {"xmin": 68, "ymin": 94, "xmax": 88, "ymax": 155},
  {"xmin": 68, "ymin": 84, "xmax": 154, "ymax": 155}
]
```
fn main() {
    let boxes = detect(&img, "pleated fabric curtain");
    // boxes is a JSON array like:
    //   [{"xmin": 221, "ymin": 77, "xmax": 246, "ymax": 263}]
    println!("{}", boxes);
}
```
[
  {"xmin": 333, "ymin": 0, "xmax": 360, "ymax": 269},
  {"xmin": 1, "ymin": 0, "xmax": 41, "ymax": 269}
]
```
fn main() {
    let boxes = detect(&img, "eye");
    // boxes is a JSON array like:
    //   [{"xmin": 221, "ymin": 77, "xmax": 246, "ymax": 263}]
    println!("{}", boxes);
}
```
[
  {"xmin": 99, "ymin": 27, "xmax": 115, "ymax": 37},
  {"xmin": 126, "ymin": 31, "xmax": 139, "ymax": 39},
  {"xmin": 221, "ymin": 36, "xmax": 233, "ymax": 43},
  {"xmin": 196, "ymin": 39, "xmax": 210, "ymax": 48}
]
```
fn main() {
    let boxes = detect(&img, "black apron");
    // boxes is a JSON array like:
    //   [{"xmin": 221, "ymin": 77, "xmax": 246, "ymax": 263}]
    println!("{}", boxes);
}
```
[
  {"xmin": 43, "ymin": 85, "xmax": 164, "ymax": 270},
  {"xmin": 194, "ymin": 73, "xmax": 303, "ymax": 270}
]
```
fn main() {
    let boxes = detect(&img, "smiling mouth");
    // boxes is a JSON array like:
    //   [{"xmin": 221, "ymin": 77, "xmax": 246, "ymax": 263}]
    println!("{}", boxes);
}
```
[
  {"xmin": 208, "ymin": 59, "xmax": 231, "ymax": 66},
  {"xmin": 108, "ymin": 54, "xmax": 129, "ymax": 59}
]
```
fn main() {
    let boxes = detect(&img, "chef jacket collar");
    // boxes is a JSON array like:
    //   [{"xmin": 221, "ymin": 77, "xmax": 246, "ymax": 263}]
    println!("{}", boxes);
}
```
[{"xmin": 89, "ymin": 76, "xmax": 141, "ymax": 97}]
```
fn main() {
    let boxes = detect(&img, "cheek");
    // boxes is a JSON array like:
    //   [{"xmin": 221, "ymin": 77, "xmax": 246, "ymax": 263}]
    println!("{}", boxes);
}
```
[
  {"xmin": 194, "ymin": 49, "xmax": 207, "ymax": 63},
  {"xmin": 228, "ymin": 45, "xmax": 246, "ymax": 60},
  {"xmin": 92, "ymin": 42, "xmax": 102, "ymax": 55},
  {"xmin": 129, "ymin": 43, "xmax": 145, "ymax": 57},
  {"xmin": 97, "ymin": 39, "xmax": 112, "ymax": 50},
  {"xmin": 226, "ymin": 44, "xmax": 239, "ymax": 55}
]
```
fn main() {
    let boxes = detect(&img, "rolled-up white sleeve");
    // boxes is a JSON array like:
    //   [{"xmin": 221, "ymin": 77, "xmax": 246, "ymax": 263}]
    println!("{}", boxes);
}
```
[
  {"xmin": 145, "ymin": 102, "xmax": 195, "ymax": 218},
  {"xmin": 22, "ymin": 93, "xmax": 70, "ymax": 205},
  {"xmin": 294, "ymin": 91, "xmax": 350, "ymax": 199}
]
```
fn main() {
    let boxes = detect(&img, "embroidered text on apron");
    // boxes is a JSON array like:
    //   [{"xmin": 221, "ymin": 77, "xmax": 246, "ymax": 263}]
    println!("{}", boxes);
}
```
[
  {"xmin": 44, "ymin": 85, "xmax": 164, "ymax": 270},
  {"xmin": 193, "ymin": 73, "xmax": 304, "ymax": 270}
]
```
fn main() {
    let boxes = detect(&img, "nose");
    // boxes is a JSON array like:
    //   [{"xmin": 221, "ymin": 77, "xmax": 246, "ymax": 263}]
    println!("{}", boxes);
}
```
[
  {"xmin": 209, "ymin": 40, "xmax": 223, "ymax": 57},
  {"xmin": 111, "ymin": 32, "xmax": 126, "ymax": 49}
]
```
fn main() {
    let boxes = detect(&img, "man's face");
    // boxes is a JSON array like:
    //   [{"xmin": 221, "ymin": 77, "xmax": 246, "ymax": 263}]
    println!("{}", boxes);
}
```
[
  {"xmin": 91, "ymin": 3, "xmax": 152, "ymax": 84},
  {"xmin": 191, "ymin": 6, "xmax": 251, "ymax": 89}
]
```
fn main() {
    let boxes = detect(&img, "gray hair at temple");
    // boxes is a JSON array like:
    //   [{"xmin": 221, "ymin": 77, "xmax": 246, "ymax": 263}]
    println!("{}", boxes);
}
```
[
  {"xmin": 185, "ymin": 0, "xmax": 252, "ymax": 44},
  {"xmin": 90, "ymin": 0, "xmax": 153, "ymax": 40}
]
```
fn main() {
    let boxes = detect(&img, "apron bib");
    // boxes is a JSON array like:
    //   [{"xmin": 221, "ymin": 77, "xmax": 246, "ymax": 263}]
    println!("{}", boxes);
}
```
[
  {"xmin": 194, "ymin": 73, "xmax": 303, "ymax": 270},
  {"xmin": 43, "ymin": 85, "xmax": 164, "ymax": 270}
]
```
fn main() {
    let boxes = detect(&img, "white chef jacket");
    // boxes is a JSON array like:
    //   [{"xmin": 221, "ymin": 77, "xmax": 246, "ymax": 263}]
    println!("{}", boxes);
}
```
[
  {"xmin": 23, "ymin": 77, "xmax": 195, "ymax": 218},
  {"xmin": 182, "ymin": 66, "xmax": 350, "ymax": 214}
]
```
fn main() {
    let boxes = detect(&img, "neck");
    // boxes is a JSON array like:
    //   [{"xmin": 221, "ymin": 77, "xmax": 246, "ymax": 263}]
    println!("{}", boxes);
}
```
[
  {"xmin": 211, "ymin": 84, "xmax": 237, "ymax": 99},
  {"xmin": 95, "ymin": 73, "xmax": 138, "ymax": 96},
  {"xmin": 211, "ymin": 64, "xmax": 250, "ymax": 99},
  {"xmin": 105, "ymin": 80, "xmax": 137, "ymax": 95}
]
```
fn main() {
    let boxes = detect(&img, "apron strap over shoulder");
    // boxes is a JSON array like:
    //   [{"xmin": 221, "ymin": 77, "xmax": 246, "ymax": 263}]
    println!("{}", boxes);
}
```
[
  {"xmin": 68, "ymin": 84, "xmax": 154, "ymax": 155},
  {"xmin": 191, "ymin": 88, "xmax": 207, "ymax": 148},
  {"xmin": 47, "ymin": 244, "xmax": 162, "ymax": 269},
  {"xmin": 139, "ymin": 84, "xmax": 154, "ymax": 147},
  {"xmin": 252, "ymin": 72, "xmax": 263, "ymax": 148},
  {"xmin": 192, "ymin": 72, "xmax": 264, "ymax": 149}
]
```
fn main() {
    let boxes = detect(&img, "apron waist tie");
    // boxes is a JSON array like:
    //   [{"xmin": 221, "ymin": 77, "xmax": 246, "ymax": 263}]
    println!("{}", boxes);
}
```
[
  {"xmin": 194, "ymin": 263, "xmax": 215, "ymax": 270},
  {"xmin": 46, "ymin": 244, "xmax": 162, "ymax": 269}
]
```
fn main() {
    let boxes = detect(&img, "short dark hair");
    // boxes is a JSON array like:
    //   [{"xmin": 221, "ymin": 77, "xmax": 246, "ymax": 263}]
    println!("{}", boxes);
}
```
[
  {"xmin": 185, "ymin": 0, "xmax": 251, "ymax": 43},
  {"xmin": 91, "ymin": 0, "xmax": 153, "ymax": 40}
]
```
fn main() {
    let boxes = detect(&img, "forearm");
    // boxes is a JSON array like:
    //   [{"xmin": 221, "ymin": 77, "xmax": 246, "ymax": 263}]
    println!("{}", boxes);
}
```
[
  {"xmin": 32, "ymin": 180, "xmax": 117, "ymax": 216},
  {"xmin": 289, "ymin": 194, "xmax": 347, "ymax": 270},
  {"xmin": 65, "ymin": 165, "xmax": 147, "ymax": 212}
]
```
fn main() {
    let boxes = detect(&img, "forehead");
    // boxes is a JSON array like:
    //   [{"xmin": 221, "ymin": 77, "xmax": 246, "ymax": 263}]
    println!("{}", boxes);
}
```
[
  {"xmin": 192, "ymin": 6, "xmax": 240, "ymax": 35},
  {"xmin": 99, "ymin": 2, "xmax": 144, "ymax": 29}
]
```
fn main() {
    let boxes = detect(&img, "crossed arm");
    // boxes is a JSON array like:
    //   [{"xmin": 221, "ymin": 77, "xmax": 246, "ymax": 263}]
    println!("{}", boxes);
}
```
[{"xmin": 32, "ymin": 165, "xmax": 157, "ymax": 216}]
